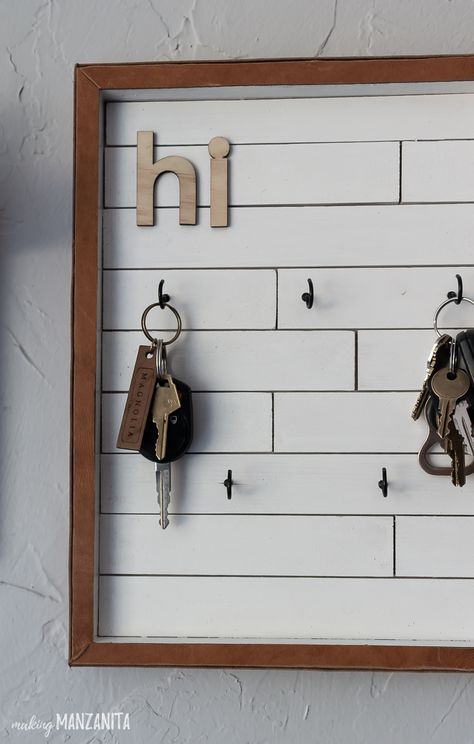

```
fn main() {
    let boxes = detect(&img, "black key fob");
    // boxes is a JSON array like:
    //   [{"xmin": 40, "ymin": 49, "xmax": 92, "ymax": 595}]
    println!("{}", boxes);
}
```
[
  {"xmin": 454, "ymin": 329, "xmax": 474, "ymax": 412},
  {"xmin": 457, "ymin": 329, "xmax": 474, "ymax": 383},
  {"xmin": 139, "ymin": 378, "xmax": 193, "ymax": 463}
]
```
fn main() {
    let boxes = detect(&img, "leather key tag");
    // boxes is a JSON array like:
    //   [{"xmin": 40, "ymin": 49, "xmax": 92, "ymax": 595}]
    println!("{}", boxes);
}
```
[{"xmin": 116, "ymin": 345, "xmax": 157, "ymax": 451}]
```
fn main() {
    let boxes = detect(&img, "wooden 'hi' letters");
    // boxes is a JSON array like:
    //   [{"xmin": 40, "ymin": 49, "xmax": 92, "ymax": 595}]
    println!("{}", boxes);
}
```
[{"xmin": 136, "ymin": 131, "xmax": 230, "ymax": 227}]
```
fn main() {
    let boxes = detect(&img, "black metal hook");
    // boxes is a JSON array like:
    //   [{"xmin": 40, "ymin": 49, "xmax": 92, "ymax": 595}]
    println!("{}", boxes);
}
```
[
  {"xmin": 158, "ymin": 279, "xmax": 170, "ymax": 309},
  {"xmin": 301, "ymin": 278, "xmax": 314, "ymax": 309},
  {"xmin": 378, "ymin": 467, "xmax": 388, "ymax": 498},
  {"xmin": 223, "ymin": 470, "xmax": 233, "ymax": 500},
  {"xmin": 447, "ymin": 274, "xmax": 463, "ymax": 305}
]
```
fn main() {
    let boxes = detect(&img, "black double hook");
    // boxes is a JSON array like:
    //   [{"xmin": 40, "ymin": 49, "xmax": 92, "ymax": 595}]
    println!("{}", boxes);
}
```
[
  {"xmin": 378, "ymin": 467, "xmax": 388, "ymax": 498},
  {"xmin": 158, "ymin": 279, "xmax": 170, "ymax": 309},
  {"xmin": 447, "ymin": 274, "xmax": 463, "ymax": 305}
]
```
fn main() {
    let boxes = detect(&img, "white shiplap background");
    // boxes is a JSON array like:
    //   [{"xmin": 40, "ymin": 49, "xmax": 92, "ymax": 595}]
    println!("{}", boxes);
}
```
[{"xmin": 99, "ymin": 92, "xmax": 474, "ymax": 643}]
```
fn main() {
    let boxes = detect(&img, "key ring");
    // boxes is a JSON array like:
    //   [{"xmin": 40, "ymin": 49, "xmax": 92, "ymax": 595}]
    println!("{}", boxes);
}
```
[
  {"xmin": 156, "ymin": 340, "xmax": 168, "ymax": 378},
  {"xmin": 141, "ymin": 302, "xmax": 182, "ymax": 347},
  {"xmin": 433, "ymin": 296, "xmax": 474, "ymax": 337},
  {"xmin": 449, "ymin": 336, "xmax": 457, "ymax": 375}
]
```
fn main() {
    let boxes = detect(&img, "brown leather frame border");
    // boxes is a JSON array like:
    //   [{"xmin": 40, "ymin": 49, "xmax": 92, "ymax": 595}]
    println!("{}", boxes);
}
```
[{"xmin": 72, "ymin": 55, "xmax": 474, "ymax": 669}]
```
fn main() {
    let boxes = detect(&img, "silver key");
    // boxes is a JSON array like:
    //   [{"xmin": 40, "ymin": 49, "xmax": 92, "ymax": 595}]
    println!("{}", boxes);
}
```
[
  {"xmin": 446, "ymin": 417, "xmax": 466, "ymax": 487},
  {"xmin": 155, "ymin": 462, "xmax": 171, "ymax": 529},
  {"xmin": 152, "ymin": 374, "xmax": 181, "ymax": 460},
  {"xmin": 452, "ymin": 399, "xmax": 474, "ymax": 456},
  {"xmin": 431, "ymin": 367, "xmax": 470, "ymax": 440}
]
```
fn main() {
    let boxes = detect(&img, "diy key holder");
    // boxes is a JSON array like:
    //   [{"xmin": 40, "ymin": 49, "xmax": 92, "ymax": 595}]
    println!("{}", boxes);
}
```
[{"xmin": 72, "ymin": 56, "xmax": 474, "ymax": 669}]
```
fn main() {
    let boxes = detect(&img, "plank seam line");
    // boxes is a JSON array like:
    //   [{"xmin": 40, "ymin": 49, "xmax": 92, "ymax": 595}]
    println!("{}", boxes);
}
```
[
  {"xmin": 102, "ymin": 266, "xmax": 474, "ymax": 272},
  {"xmin": 97, "ymin": 573, "xmax": 474, "ymax": 580}
]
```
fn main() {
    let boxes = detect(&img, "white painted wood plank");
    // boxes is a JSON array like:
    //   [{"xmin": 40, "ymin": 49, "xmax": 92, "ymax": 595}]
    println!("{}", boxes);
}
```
[
  {"xmin": 101, "ymin": 331, "xmax": 355, "ymax": 392},
  {"xmin": 105, "ymin": 142, "xmax": 399, "ymax": 207},
  {"xmin": 98, "ymin": 575, "xmax": 474, "ymax": 641},
  {"xmin": 277, "ymin": 267, "xmax": 474, "ymax": 329},
  {"xmin": 106, "ymin": 94, "xmax": 474, "ymax": 145},
  {"xmin": 359, "ymin": 330, "xmax": 428, "ymax": 392},
  {"xmin": 101, "ymin": 453, "xmax": 470, "ymax": 516},
  {"xmin": 397, "ymin": 517, "xmax": 474, "ymax": 577},
  {"xmin": 100, "ymin": 514, "xmax": 393, "ymax": 577},
  {"xmin": 103, "ymin": 204, "xmax": 474, "ymax": 269},
  {"xmin": 274, "ymin": 392, "xmax": 424, "ymax": 452},
  {"xmin": 403, "ymin": 140, "xmax": 474, "ymax": 202},
  {"xmin": 101, "ymin": 392, "xmax": 272, "ymax": 454},
  {"xmin": 358, "ymin": 330, "xmax": 451, "ymax": 390},
  {"xmin": 102, "ymin": 270, "xmax": 276, "ymax": 331}
]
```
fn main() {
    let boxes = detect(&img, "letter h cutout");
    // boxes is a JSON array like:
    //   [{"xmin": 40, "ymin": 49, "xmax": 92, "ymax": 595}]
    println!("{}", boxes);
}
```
[{"xmin": 136, "ymin": 131, "xmax": 196, "ymax": 226}]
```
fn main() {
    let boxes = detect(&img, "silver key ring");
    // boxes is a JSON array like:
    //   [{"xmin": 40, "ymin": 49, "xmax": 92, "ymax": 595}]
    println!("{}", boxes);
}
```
[
  {"xmin": 449, "ymin": 336, "xmax": 457, "ymax": 375},
  {"xmin": 140, "ymin": 302, "xmax": 182, "ymax": 346},
  {"xmin": 433, "ymin": 296, "xmax": 474, "ymax": 337},
  {"xmin": 156, "ymin": 340, "xmax": 168, "ymax": 378}
]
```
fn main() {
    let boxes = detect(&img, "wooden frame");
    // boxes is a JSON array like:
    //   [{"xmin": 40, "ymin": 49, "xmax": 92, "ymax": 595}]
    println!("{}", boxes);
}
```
[{"xmin": 72, "ymin": 55, "xmax": 474, "ymax": 669}]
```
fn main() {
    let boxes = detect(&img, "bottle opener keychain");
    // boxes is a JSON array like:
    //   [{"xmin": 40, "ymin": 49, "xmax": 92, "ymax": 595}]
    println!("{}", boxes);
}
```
[{"xmin": 116, "ymin": 291, "xmax": 193, "ymax": 527}]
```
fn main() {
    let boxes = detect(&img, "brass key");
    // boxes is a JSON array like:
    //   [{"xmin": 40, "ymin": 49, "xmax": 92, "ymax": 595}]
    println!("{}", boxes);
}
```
[
  {"xmin": 152, "ymin": 374, "xmax": 181, "ymax": 461},
  {"xmin": 151, "ymin": 374, "xmax": 181, "ymax": 530},
  {"xmin": 431, "ymin": 367, "xmax": 470, "ymax": 440},
  {"xmin": 412, "ymin": 334, "xmax": 451, "ymax": 420}
]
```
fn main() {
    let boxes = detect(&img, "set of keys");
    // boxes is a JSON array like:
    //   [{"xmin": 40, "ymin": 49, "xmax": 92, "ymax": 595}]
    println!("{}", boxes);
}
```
[
  {"xmin": 116, "ymin": 298, "xmax": 192, "ymax": 528},
  {"xmin": 140, "ymin": 367, "xmax": 192, "ymax": 528},
  {"xmin": 413, "ymin": 330, "xmax": 474, "ymax": 486}
]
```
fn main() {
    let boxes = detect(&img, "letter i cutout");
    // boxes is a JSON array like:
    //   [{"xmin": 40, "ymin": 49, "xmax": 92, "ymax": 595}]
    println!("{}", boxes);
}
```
[{"xmin": 208, "ymin": 136, "xmax": 230, "ymax": 227}]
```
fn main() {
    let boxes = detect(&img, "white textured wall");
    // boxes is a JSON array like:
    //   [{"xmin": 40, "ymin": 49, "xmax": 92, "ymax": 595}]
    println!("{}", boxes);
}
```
[{"xmin": 2, "ymin": 1, "xmax": 474, "ymax": 741}]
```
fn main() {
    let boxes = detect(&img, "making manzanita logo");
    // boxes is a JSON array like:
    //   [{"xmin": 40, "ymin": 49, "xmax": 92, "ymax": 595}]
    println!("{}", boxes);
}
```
[{"xmin": 11, "ymin": 712, "xmax": 130, "ymax": 738}]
